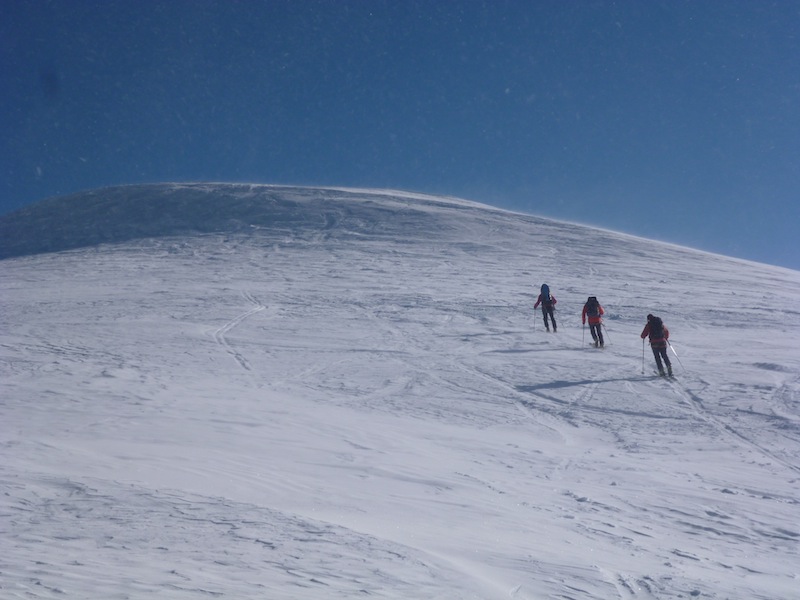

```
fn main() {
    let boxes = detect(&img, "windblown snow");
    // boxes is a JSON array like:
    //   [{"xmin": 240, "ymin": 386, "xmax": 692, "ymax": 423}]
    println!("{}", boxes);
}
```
[{"xmin": 1, "ymin": 184, "xmax": 799, "ymax": 599}]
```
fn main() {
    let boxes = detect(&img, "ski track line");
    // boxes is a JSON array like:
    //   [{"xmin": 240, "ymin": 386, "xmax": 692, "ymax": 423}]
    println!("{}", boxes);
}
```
[
  {"xmin": 516, "ymin": 367, "xmax": 679, "ymax": 425},
  {"xmin": 445, "ymin": 358, "xmax": 566, "ymax": 440},
  {"xmin": 213, "ymin": 291, "xmax": 266, "ymax": 371},
  {"xmin": 670, "ymin": 377, "xmax": 800, "ymax": 476},
  {"xmin": 466, "ymin": 359, "xmax": 631, "ymax": 429}
]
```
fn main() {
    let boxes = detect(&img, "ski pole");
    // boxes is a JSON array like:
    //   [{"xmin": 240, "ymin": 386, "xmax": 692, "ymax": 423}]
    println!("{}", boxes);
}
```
[
  {"xmin": 668, "ymin": 340, "xmax": 685, "ymax": 371},
  {"xmin": 642, "ymin": 339, "xmax": 648, "ymax": 375},
  {"xmin": 582, "ymin": 323, "xmax": 585, "ymax": 346},
  {"xmin": 601, "ymin": 322, "xmax": 611, "ymax": 344}
]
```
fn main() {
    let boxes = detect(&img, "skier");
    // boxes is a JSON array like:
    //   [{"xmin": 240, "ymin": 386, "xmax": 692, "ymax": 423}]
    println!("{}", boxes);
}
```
[
  {"xmin": 581, "ymin": 296, "xmax": 605, "ymax": 347},
  {"xmin": 533, "ymin": 284, "xmax": 557, "ymax": 332},
  {"xmin": 641, "ymin": 314, "xmax": 672, "ymax": 377}
]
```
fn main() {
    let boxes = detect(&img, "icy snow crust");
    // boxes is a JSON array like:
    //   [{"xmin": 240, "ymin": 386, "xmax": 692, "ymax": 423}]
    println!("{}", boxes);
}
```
[{"xmin": 1, "ymin": 184, "xmax": 799, "ymax": 598}]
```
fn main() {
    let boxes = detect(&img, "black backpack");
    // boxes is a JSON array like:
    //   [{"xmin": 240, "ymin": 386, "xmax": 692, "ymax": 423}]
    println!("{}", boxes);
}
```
[
  {"xmin": 586, "ymin": 296, "xmax": 600, "ymax": 317},
  {"xmin": 649, "ymin": 316, "xmax": 664, "ymax": 339}
]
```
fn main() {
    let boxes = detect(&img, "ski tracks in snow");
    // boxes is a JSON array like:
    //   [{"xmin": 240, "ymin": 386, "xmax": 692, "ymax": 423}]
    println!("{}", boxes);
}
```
[
  {"xmin": 212, "ymin": 291, "xmax": 267, "ymax": 371},
  {"xmin": 667, "ymin": 375, "xmax": 800, "ymax": 476}
]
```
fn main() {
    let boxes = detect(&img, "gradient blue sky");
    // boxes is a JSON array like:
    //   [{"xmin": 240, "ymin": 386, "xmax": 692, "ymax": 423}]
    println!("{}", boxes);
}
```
[{"xmin": 2, "ymin": 0, "xmax": 798, "ymax": 269}]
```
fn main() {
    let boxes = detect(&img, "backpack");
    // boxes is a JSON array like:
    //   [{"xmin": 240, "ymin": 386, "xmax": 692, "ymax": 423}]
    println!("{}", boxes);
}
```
[
  {"xmin": 649, "ymin": 316, "xmax": 664, "ymax": 339},
  {"xmin": 586, "ymin": 296, "xmax": 600, "ymax": 317},
  {"xmin": 540, "ymin": 284, "xmax": 551, "ymax": 302}
]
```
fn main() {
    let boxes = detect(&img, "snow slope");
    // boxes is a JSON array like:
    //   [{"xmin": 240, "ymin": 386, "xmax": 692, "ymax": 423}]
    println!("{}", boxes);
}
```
[{"xmin": 2, "ymin": 184, "xmax": 799, "ymax": 599}]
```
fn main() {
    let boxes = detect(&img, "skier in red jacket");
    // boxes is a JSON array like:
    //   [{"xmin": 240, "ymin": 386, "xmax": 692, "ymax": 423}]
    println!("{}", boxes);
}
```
[
  {"xmin": 581, "ymin": 296, "xmax": 605, "ymax": 347},
  {"xmin": 641, "ymin": 314, "xmax": 672, "ymax": 377}
]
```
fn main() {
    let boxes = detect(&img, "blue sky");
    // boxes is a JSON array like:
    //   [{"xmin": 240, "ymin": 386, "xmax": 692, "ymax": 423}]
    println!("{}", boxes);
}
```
[{"xmin": 2, "ymin": 0, "xmax": 798, "ymax": 269}]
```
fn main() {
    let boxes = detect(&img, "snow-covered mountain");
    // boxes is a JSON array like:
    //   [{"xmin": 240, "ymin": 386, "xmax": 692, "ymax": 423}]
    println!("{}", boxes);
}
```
[{"xmin": 2, "ymin": 184, "xmax": 799, "ymax": 599}]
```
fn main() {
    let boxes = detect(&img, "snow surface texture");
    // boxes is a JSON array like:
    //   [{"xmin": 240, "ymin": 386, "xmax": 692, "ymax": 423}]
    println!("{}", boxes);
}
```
[{"xmin": 2, "ymin": 184, "xmax": 799, "ymax": 599}]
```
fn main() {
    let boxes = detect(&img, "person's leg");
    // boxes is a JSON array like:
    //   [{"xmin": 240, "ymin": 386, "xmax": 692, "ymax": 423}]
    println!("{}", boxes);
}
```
[
  {"xmin": 652, "ymin": 347, "xmax": 664, "ymax": 373},
  {"xmin": 550, "ymin": 307, "xmax": 557, "ymax": 332},
  {"xmin": 661, "ymin": 348, "xmax": 672, "ymax": 375}
]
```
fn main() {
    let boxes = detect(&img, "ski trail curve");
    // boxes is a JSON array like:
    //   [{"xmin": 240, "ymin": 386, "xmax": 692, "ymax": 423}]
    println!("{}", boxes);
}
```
[
  {"xmin": 670, "ymin": 378, "xmax": 800, "ymax": 476},
  {"xmin": 213, "ymin": 291, "xmax": 266, "ymax": 371}
]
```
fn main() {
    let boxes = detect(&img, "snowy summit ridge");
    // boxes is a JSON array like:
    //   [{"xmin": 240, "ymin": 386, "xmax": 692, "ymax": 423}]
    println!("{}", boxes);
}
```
[
  {"xmin": 2, "ymin": 183, "xmax": 799, "ymax": 598},
  {"xmin": 0, "ymin": 183, "xmax": 497, "ymax": 259}
]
